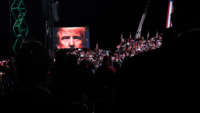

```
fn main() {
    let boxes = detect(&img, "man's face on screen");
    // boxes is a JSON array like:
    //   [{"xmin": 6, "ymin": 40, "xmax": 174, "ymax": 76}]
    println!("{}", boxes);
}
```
[{"xmin": 57, "ymin": 27, "xmax": 84, "ymax": 49}]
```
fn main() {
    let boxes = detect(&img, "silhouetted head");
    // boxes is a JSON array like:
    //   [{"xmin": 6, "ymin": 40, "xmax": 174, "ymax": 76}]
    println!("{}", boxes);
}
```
[{"xmin": 15, "ymin": 40, "xmax": 49, "ymax": 86}]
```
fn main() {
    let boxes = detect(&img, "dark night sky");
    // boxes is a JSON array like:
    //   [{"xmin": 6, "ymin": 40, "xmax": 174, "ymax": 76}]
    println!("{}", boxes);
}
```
[{"xmin": 1, "ymin": 0, "xmax": 200, "ymax": 55}]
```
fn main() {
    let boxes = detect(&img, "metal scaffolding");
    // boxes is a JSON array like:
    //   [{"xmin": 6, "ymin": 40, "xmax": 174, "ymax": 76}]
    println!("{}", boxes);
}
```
[{"xmin": 10, "ymin": 0, "xmax": 29, "ymax": 53}]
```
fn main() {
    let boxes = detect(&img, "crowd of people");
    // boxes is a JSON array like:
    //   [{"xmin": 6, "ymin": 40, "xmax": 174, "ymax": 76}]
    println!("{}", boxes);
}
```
[
  {"xmin": 116, "ymin": 32, "xmax": 162, "ymax": 56},
  {"xmin": 55, "ymin": 32, "xmax": 163, "ymax": 72},
  {"xmin": 0, "ymin": 32, "xmax": 162, "ymax": 112},
  {"xmin": 0, "ymin": 28, "xmax": 200, "ymax": 112}
]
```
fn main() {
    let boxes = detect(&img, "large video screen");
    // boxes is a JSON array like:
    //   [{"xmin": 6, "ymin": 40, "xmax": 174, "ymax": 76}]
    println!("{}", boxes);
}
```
[{"xmin": 55, "ymin": 27, "xmax": 90, "ymax": 49}]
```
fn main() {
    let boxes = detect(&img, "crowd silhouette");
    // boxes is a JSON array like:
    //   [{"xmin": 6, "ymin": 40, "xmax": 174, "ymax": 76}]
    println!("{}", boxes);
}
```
[{"xmin": 0, "ymin": 28, "xmax": 199, "ymax": 112}]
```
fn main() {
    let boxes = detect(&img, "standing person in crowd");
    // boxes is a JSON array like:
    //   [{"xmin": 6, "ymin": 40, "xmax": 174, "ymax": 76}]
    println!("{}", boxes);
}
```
[
  {"xmin": 10, "ymin": 40, "xmax": 52, "ymax": 104},
  {"xmin": 52, "ymin": 50, "xmax": 89, "ymax": 112},
  {"xmin": 95, "ymin": 55, "xmax": 117, "ymax": 113}
]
